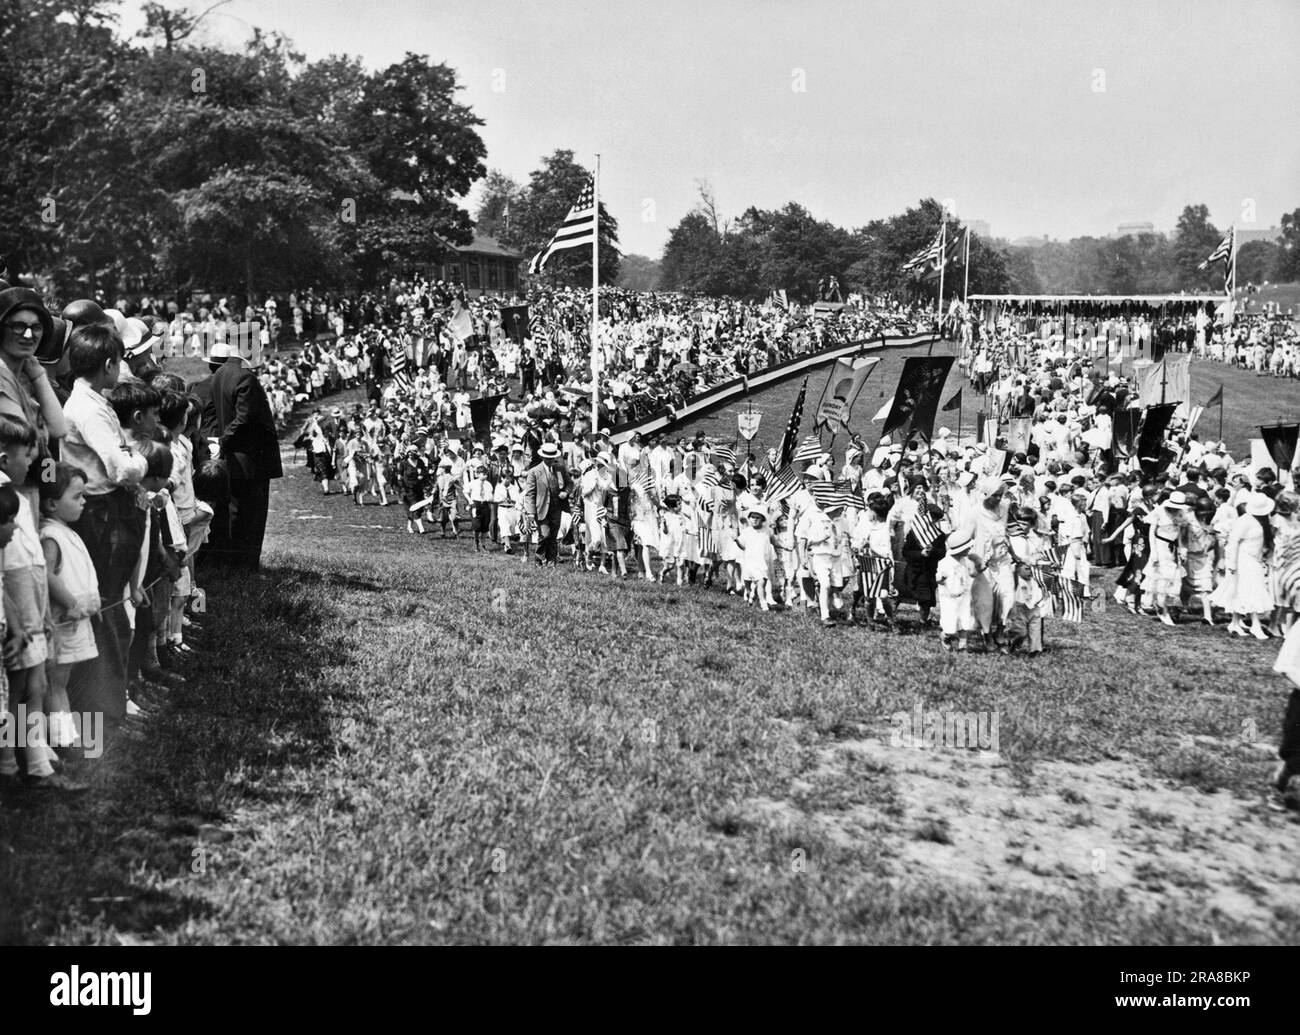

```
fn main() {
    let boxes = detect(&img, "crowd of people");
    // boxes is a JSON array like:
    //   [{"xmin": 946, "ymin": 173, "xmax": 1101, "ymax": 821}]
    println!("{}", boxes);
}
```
[
  {"xmin": 4, "ymin": 270, "xmax": 1298, "ymax": 807},
  {"xmin": 0, "ymin": 283, "xmax": 287, "ymax": 795}
]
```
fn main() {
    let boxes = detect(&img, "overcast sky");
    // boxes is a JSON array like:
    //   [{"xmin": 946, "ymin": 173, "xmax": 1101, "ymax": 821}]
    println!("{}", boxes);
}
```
[{"xmin": 117, "ymin": 0, "xmax": 1300, "ymax": 258}]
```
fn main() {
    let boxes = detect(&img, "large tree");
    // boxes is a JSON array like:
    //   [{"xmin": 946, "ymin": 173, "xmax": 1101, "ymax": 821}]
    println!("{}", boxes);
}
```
[{"xmin": 515, "ymin": 150, "xmax": 620, "ymax": 285}]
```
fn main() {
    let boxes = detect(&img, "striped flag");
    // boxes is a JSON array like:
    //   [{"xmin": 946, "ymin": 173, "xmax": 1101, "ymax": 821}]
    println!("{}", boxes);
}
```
[
  {"xmin": 388, "ymin": 339, "xmax": 412, "ymax": 392},
  {"xmin": 1198, "ymin": 228, "xmax": 1232, "ymax": 269},
  {"xmin": 902, "ymin": 227, "xmax": 944, "ymax": 273},
  {"xmin": 778, "ymin": 378, "xmax": 808, "ymax": 467},
  {"xmin": 1274, "ymin": 535, "xmax": 1300, "ymax": 609},
  {"xmin": 908, "ymin": 507, "xmax": 942, "ymax": 550},
  {"xmin": 864, "ymin": 556, "xmax": 895, "ymax": 598},
  {"xmin": 793, "ymin": 435, "xmax": 823, "ymax": 464},
  {"xmin": 632, "ymin": 464, "xmax": 656, "ymax": 499},
  {"xmin": 807, "ymin": 480, "xmax": 839, "ymax": 511},
  {"xmin": 1040, "ymin": 569, "xmax": 1084, "ymax": 622},
  {"xmin": 834, "ymin": 481, "xmax": 864, "ymax": 512},
  {"xmin": 700, "ymin": 465, "xmax": 720, "ymax": 489},
  {"xmin": 529, "ymin": 177, "xmax": 597, "ymax": 274},
  {"xmin": 761, "ymin": 461, "xmax": 800, "ymax": 504},
  {"xmin": 711, "ymin": 445, "xmax": 738, "ymax": 469}
]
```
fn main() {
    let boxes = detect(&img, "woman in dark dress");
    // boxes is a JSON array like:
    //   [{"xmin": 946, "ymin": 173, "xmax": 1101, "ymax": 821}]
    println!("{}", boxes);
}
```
[{"xmin": 897, "ymin": 479, "xmax": 946, "ymax": 626}]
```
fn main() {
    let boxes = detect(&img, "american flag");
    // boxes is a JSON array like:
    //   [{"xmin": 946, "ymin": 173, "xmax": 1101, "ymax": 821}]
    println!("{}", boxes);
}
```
[
  {"xmin": 1039, "ymin": 569, "xmax": 1084, "ymax": 622},
  {"xmin": 792, "ymin": 435, "xmax": 823, "ymax": 464},
  {"xmin": 834, "ymin": 481, "xmax": 864, "ymax": 512},
  {"xmin": 901, "ymin": 226, "xmax": 944, "ymax": 273},
  {"xmin": 632, "ymin": 464, "xmax": 656, "ymax": 499},
  {"xmin": 908, "ymin": 507, "xmax": 942, "ymax": 550},
  {"xmin": 387, "ymin": 339, "xmax": 411, "ymax": 392},
  {"xmin": 1198, "ymin": 227, "xmax": 1233, "ymax": 270},
  {"xmin": 807, "ymin": 480, "xmax": 838, "ymax": 511},
  {"xmin": 700, "ymin": 464, "xmax": 720, "ymax": 489},
  {"xmin": 529, "ymin": 178, "xmax": 597, "ymax": 274},
  {"xmin": 761, "ymin": 461, "xmax": 800, "ymax": 504},
  {"xmin": 777, "ymin": 378, "xmax": 808, "ymax": 467},
  {"xmin": 864, "ymin": 556, "xmax": 895, "ymax": 598},
  {"xmin": 1274, "ymin": 534, "xmax": 1300, "ymax": 609},
  {"xmin": 711, "ymin": 445, "xmax": 737, "ymax": 468}
]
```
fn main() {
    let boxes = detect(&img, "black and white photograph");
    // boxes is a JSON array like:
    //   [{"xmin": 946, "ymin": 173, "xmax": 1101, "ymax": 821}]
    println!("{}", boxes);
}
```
[{"xmin": 0, "ymin": 0, "xmax": 1297, "ymax": 982}]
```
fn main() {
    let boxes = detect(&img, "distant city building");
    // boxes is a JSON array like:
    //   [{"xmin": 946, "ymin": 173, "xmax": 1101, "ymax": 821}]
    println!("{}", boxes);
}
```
[
  {"xmin": 1011, "ymin": 235, "xmax": 1051, "ymax": 249},
  {"xmin": 1237, "ymin": 226, "xmax": 1281, "ymax": 246},
  {"xmin": 1111, "ymin": 222, "xmax": 1155, "ymax": 239},
  {"xmin": 968, "ymin": 220, "xmax": 991, "ymax": 239}
]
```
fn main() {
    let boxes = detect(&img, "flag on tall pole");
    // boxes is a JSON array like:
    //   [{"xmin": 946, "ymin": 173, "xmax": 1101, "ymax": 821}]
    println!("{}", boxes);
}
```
[
  {"xmin": 936, "ymin": 219, "xmax": 947, "ymax": 325},
  {"xmin": 1198, "ymin": 226, "xmax": 1235, "ymax": 292},
  {"xmin": 901, "ymin": 227, "xmax": 944, "ymax": 273},
  {"xmin": 528, "ymin": 177, "xmax": 597, "ymax": 274},
  {"xmin": 778, "ymin": 377, "xmax": 808, "ymax": 467}
]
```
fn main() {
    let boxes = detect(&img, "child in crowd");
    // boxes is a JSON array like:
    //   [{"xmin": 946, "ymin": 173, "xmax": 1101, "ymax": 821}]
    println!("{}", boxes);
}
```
[
  {"xmin": 737, "ymin": 507, "xmax": 775, "ymax": 610},
  {"xmin": 39, "ymin": 464, "xmax": 99, "ymax": 760},
  {"xmin": 773, "ymin": 513, "xmax": 798, "ymax": 607},
  {"xmin": 1004, "ymin": 563, "xmax": 1046, "ymax": 655},
  {"xmin": 935, "ymin": 529, "xmax": 978, "ymax": 652},
  {"xmin": 160, "ymin": 390, "xmax": 211, "ymax": 656},
  {"xmin": 657, "ymin": 494, "xmax": 684, "ymax": 585},
  {"xmin": 0, "ymin": 416, "xmax": 56, "ymax": 785}
]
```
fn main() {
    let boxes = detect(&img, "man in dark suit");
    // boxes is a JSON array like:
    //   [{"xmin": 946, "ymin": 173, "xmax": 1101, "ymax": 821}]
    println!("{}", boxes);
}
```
[
  {"xmin": 210, "ymin": 345, "xmax": 283, "ymax": 571},
  {"xmin": 522, "ymin": 442, "xmax": 569, "ymax": 566}
]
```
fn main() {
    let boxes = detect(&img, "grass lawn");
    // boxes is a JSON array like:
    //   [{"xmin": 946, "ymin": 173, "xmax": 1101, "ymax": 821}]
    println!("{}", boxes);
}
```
[{"xmin": 1, "ymin": 386, "xmax": 1297, "ymax": 945}]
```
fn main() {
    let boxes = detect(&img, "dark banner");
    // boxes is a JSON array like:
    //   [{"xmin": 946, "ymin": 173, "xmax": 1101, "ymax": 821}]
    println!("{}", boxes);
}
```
[
  {"xmin": 499, "ymin": 305, "xmax": 529, "ymax": 345},
  {"xmin": 1112, "ymin": 407, "xmax": 1140, "ymax": 459},
  {"xmin": 1137, "ymin": 403, "xmax": 1178, "ymax": 478},
  {"xmin": 469, "ymin": 393, "xmax": 508, "ymax": 444},
  {"xmin": 1261, "ymin": 424, "xmax": 1299, "ymax": 475},
  {"xmin": 880, "ymin": 356, "xmax": 955, "ymax": 445}
]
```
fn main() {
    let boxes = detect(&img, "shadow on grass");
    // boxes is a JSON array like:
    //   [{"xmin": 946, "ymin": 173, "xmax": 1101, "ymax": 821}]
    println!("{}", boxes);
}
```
[{"xmin": 0, "ymin": 563, "xmax": 356, "ymax": 944}]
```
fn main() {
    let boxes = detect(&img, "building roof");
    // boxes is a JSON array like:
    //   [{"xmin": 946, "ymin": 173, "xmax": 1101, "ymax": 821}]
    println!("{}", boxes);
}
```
[{"xmin": 454, "ymin": 235, "xmax": 523, "ymax": 260}]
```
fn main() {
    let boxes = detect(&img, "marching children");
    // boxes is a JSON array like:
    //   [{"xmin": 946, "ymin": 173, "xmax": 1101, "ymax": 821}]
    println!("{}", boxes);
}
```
[
  {"xmin": 773, "ymin": 512, "xmax": 798, "ymax": 607},
  {"xmin": 935, "ymin": 529, "xmax": 979, "ymax": 652},
  {"xmin": 1004, "ymin": 562, "xmax": 1046, "ymax": 654},
  {"xmin": 658, "ymin": 494, "xmax": 685, "ymax": 585},
  {"xmin": 737, "ymin": 507, "xmax": 775, "ymax": 610}
]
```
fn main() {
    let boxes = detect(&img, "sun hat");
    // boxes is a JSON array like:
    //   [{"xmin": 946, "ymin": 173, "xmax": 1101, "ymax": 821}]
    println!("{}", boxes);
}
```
[
  {"xmin": 979, "ymin": 475, "xmax": 1004, "ymax": 496},
  {"xmin": 102, "ymin": 308, "xmax": 141, "ymax": 349},
  {"xmin": 946, "ymin": 530, "xmax": 974, "ymax": 556},
  {"xmin": 1246, "ymin": 492, "xmax": 1275, "ymax": 517},
  {"xmin": 1164, "ymin": 490, "xmax": 1191, "ymax": 509},
  {"xmin": 538, "ymin": 442, "xmax": 560, "ymax": 460},
  {"xmin": 209, "ymin": 343, "xmax": 233, "ymax": 360},
  {"xmin": 957, "ymin": 471, "xmax": 976, "ymax": 489}
]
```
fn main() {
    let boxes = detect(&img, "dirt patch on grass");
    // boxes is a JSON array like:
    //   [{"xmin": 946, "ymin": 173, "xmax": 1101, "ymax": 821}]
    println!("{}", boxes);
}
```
[{"xmin": 745, "ymin": 724, "xmax": 1300, "ymax": 933}]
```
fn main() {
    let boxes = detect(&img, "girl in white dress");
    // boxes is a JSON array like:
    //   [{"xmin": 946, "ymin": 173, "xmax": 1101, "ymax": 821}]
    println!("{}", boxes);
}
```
[
  {"xmin": 658, "ymin": 495, "xmax": 686, "ymax": 585},
  {"xmin": 737, "ymin": 508, "xmax": 776, "ymax": 610}
]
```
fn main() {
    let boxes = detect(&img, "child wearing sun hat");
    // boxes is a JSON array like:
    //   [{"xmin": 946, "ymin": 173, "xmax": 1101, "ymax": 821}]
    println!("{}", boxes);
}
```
[
  {"xmin": 738, "ymin": 506, "xmax": 776, "ymax": 610},
  {"xmin": 935, "ymin": 528, "xmax": 979, "ymax": 651}
]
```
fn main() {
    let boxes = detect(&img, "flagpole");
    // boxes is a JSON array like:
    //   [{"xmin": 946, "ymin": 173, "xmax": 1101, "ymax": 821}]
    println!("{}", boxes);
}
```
[
  {"xmin": 936, "ymin": 218, "xmax": 946, "ymax": 333},
  {"xmin": 1218, "ymin": 388, "xmax": 1224, "ymax": 445},
  {"xmin": 1230, "ymin": 223, "xmax": 1237, "ymax": 306},
  {"xmin": 957, "ymin": 387, "xmax": 963, "ymax": 447},
  {"xmin": 962, "ymin": 228, "xmax": 970, "ymax": 305},
  {"xmin": 591, "ymin": 154, "xmax": 601, "ymax": 433}
]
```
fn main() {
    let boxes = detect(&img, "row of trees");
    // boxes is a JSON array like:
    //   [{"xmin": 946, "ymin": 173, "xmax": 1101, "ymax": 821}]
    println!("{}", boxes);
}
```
[
  {"xmin": 651, "ymin": 187, "xmax": 1300, "ymax": 302},
  {"xmin": 2, "ymin": 0, "xmax": 492, "ymax": 298}
]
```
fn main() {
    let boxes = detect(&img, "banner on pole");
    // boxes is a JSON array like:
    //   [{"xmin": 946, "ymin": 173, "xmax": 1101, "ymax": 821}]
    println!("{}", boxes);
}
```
[
  {"xmin": 815, "ymin": 356, "xmax": 879, "ymax": 432},
  {"xmin": 737, "ymin": 411, "xmax": 762, "ymax": 441}
]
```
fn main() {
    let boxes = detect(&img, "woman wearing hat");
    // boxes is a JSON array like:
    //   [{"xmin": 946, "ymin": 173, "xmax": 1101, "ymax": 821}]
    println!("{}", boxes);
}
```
[
  {"xmin": 896, "ymin": 476, "xmax": 944, "ymax": 627},
  {"xmin": 0, "ymin": 289, "xmax": 67, "ymax": 484},
  {"xmin": 1225, "ymin": 492, "xmax": 1276, "ymax": 639},
  {"xmin": 1146, "ymin": 490, "xmax": 1192, "ymax": 626},
  {"xmin": 1183, "ymin": 496, "xmax": 1219, "ymax": 625}
]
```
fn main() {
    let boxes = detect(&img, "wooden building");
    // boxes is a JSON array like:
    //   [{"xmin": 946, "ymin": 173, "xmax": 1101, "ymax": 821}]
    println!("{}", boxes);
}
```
[{"xmin": 426, "ymin": 234, "xmax": 524, "ymax": 298}]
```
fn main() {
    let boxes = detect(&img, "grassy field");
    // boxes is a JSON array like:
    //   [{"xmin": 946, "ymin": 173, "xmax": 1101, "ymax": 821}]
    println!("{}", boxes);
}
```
[
  {"xmin": 1, "ymin": 383, "xmax": 1297, "ymax": 945},
  {"xmin": 2, "ymin": 328, "xmax": 1298, "ymax": 945}
]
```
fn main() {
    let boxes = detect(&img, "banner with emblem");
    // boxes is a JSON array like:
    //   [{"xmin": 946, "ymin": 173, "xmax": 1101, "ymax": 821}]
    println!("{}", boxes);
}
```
[
  {"xmin": 737, "ymin": 411, "xmax": 762, "ymax": 441},
  {"xmin": 815, "ymin": 356, "xmax": 880, "ymax": 433}
]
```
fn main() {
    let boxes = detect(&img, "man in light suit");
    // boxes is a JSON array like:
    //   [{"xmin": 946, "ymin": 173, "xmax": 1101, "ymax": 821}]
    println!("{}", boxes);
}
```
[
  {"xmin": 208, "ymin": 344, "xmax": 283, "ymax": 571},
  {"xmin": 523, "ymin": 442, "xmax": 570, "ymax": 566}
]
